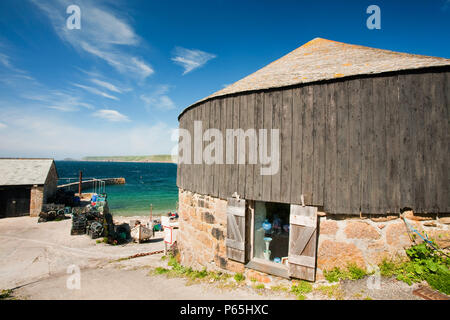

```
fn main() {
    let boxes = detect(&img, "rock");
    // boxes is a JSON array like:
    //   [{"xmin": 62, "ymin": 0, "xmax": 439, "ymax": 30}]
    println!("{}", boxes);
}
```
[
  {"xmin": 319, "ymin": 220, "xmax": 338, "ymax": 236},
  {"xmin": 403, "ymin": 210, "xmax": 434, "ymax": 221},
  {"xmin": 386, "ymin": 222, "xmax": 414, "ymax": 249},
  {"xmin": 370, "ymin": 215, "xmax": 398, "ymax": 222},
  {"xmin": 226, "ymin": 259, "xmax": 244, "ymax": 273},
  {"xmin": 423, "ymin": 222, "xmax": 437, "ymax": 227},
  {"xmin": 344, "ymin": 221, "xmax": 381, "ymax": 240},
  {"xmin": 439, "ymin": 217, "xmax": 450, "ymax": 225},
  {"xmin": 246, "ymin": 269, "xmax": 271, "ymax": 283},
  {"xmin": 427, "ymin": 230, "xmax": 450, "ymax": 249},
  {"xmin": 317, "ymin": 240, "xmax": 365, "ymax": 271},
  {"xmin": 378, "ymin": 224, "xmax": 386, "ymax": 229}
]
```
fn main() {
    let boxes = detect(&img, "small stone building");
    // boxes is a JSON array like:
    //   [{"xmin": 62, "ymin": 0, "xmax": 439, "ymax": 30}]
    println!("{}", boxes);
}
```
[
  {"xmin": 176, "ymin": 38, "xmax": 450, "ymax": 283},
  {"xmin": 0, "ymin": 159, "xmax": 59, "ymax": 218}
]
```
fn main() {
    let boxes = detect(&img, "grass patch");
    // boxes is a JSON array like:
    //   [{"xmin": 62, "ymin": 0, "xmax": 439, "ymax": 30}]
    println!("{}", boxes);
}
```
[
  {"xmin": 315, "ymin": 284, "xmax": 344, "ymax": 300},
  {"xmin": 378, "ymin": 259, "xmax": 400, "ymax": 278},
  {"xmin": 270, "ymin": 284, "xmax": 290, "ymax": 292},
  {"xmin": 150, "ymin": 255, "xmax": 233, "ymax": 287},
  {"xmin": 375, "ymin": 242, "xmax": 450, "ymax": 295},
  {"xmin": 291, "ymin": 281, "xmax": 313, "ymax": 300},
  {"xmin": 253, "ymin": 283, "xmax": 265, "ymax": 290},
  {"xmin": 323, "ymin": 267, "xmax": 348, "ymax": 282},
  {"xmin": 323, "ymin": 263, "xmax": 368, "ymax": 282},
  {"xmin": 0, "ymin": 289, "xmax": 13, "ymax": 300},
  {"xmin": 153, "ymin": 267, "xmax": 170, "ymax": 275},
  {"xmin": 234, "ymin": 273, "xmax": 245, "ymax": 282}
]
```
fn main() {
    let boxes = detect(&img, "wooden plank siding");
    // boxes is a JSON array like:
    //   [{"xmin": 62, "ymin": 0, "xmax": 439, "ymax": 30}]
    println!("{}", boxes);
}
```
[{"xmin": 178, "ymin": 70, "xmax": 450, "ymax": 215}]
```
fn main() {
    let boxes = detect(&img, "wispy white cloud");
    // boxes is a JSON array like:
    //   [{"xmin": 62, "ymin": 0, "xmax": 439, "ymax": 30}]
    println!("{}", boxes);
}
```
[
  {"xmin": 90, "ymin": 78, "xmax": 122, "ymax": 93},
  {"xmin": 73, "ymin": 83, "xmax": 119, "ymax": 100},
  {"xmin": 23, "ymin": 91, "xmax": 94, "ymax": 112},
  {"xmin": 140, "ymin": 85, "xmax": 176, "ymax": 110},
  {"xmin": 171, "ymin": 47, "xmax": 216, "ymax": 75},
  {"xmin": 31, "ymin": 0, "xmax": 154, "ymax": 80},
  {"xmin": 93, "ymin": 109, "xmax": 130, "ymax": 122},
  {"xmin": 0, "ymin": 122, "xmax": 7, "ymax": 129},
  {"xmin": 0, "ymin": 51, "xmax": 35, "ymax": 81}
]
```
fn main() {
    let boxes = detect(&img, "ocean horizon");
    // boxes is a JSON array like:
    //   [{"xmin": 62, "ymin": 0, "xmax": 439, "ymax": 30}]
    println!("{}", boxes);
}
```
[{"xmin": 55, "ymin": 160, "xmax": 178, "ymax": 217}]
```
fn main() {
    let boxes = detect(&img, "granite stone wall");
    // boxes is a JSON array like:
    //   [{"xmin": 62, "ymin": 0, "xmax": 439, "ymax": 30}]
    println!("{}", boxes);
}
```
[
  {"xmin": 30, "ymin": 186, "xmax": 44, "ymax": 217},
  {"xmin": 177, "ymin": 189, "xmax": 450, "ymax": 283}
]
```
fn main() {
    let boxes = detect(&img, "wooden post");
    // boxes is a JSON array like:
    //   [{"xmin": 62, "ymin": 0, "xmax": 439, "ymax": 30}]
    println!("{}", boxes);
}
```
[
  {"xmin": 78, "ymin": 171, "xmax": 83, "ymax": 198},
  {"xmin": 150, "ymin": 204, "xmax": 153, "ymax": 229}
]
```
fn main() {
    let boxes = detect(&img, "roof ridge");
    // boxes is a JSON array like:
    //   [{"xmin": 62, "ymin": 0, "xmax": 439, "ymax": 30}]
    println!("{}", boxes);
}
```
[{"xmin": 179, "ymin": 38, "xmax": 450, "ymax": 119}]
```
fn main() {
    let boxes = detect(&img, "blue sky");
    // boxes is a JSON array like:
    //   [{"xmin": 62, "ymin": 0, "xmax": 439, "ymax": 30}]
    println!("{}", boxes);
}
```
[{"xmin": 0, "ymin": 0, "xmax": 449, "ymax": 159}]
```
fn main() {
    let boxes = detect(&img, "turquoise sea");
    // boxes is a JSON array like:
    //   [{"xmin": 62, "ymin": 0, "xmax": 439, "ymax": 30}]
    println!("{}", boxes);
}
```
[{"xmin": 55, "ymin": 161, "xmax": 178, "ymax": 216}]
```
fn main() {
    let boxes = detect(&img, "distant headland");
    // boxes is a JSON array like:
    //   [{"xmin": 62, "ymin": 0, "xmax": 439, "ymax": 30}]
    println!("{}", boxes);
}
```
[{"xmin": 75, "ymin": 155, "xmax": 176, "ymax": 163}]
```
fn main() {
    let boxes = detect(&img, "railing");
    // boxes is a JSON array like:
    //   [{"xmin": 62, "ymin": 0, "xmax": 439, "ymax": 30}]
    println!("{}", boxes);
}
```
[{"xmin": 57, "ymin": 177, "xmax": 125, "ymax": 193}]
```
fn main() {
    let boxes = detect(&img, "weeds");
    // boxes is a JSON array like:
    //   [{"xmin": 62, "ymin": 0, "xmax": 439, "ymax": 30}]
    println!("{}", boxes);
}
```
[
  {"xmin": 315, "ymin": 284, "xmax": 344, "ymax": 300},
  {"xmin": 0, "ymin": 289, "xmax": 13, "ymax": 300},
  {"xmin": 323, "ymin": 264, "xmax": 368, "ymax": 282},
  {"xmin": 291, "ymin": 281, "xmax": 312, "ymax": 300},
  {"xmin": 234, "ymin": 273, "xmax": 245, "ymax": 282},
  {"xmin": 385, "ymin": 242, "xmax": 450, "ymax": 294}
]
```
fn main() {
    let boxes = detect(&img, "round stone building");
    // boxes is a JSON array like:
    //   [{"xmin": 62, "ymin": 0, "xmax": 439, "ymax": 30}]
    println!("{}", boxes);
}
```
[{"xmin": 175, "ymin": 38, "xmax": 450, "ymax": 282}]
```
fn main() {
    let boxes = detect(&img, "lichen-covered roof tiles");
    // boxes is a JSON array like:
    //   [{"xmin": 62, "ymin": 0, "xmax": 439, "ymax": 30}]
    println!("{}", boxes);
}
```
[
  {"xmin": 0, "ymin": 158, "xmax": 56, "ymax": 186},
  {"xmin": 180, "ymin": 38, "xmax": 450, "ymax": 118}
]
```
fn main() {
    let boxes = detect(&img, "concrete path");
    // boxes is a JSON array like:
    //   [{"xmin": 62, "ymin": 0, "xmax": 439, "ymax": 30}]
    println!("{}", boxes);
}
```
[{"xmin": 0, "ymin": 216, "xmax": 291, "ymax": 300}]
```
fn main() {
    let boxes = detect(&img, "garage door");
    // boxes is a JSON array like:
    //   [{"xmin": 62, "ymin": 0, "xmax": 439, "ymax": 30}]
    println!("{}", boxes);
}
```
[{"xmin": 0, "ymin": 187, "xmax": 31, "ymax": 218}]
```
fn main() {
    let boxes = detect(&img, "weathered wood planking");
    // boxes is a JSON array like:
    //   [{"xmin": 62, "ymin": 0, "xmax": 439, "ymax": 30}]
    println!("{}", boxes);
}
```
[
  {"xmin": 445, "ymin": 71, "xmax": 450, "ymax": 213},
  {"xmin": 290, "ymin": 87, "xmax": 303, "ymax": 205},
  {"xmin": 324, "ymin": 82, "xmax": 337, "ymax": 214},
  {"xmin": 398, "ymin": 74, "xmax": 414, "ymax": 209},
  {"xmin": 433, "ymin": 72, "xmax": 449, "ymax": 212},
  {"xmin": 271, "ymin": 90, "xmax": 282, "ymax": 203},
  {"xmin": 253, "ymin": 92, "xmax": 264, "ymax": 200},
  {"xmin": 226, "ymin": 197, "xmax": 246, "ymax": 263},
  {"xmin": 413, "ymin": 75, "xmax": 426, "ymax": 213},
  {"xmin": 348, "ymin": 79, "xmax": 362, "ymax": 214},
  {"xmin": 372, "ymin": 77, "xmax": 387, "ymax": 213},
  {"xmin": 289, "ymin": 205, "xmax": 318, "ymax": 281},
  {"xmin": 218, "ymin": 98, "xmax": 227, "ymax": 199},
  {"xmin": 203, "ymin": 101, "xmax": 212, "ymax": 195},
  {"xmin": 178, "ymin": 70, "xmax": 450, "ymax": 215},
  {"xmin": 280, "ymin": 88, "xmax": 293, "ymax": 204},
  {"xmin": 385, "ymin": 75, "xmax": 400, "ymax": 214},
  {"xmin": 335, "ymin": 81, "xmax": 349, "ymax": 213},
  {"xmin": 262, "ymin": 92, "xmax": 273, "ymax": 201},
  {"xmin": 238, "ymin": 95, "xmax": 247, "ymax": 198},
  {"xmin": 212, "ymin": 99, "xmax": 222, "ymax": 197},
  {"xmin": 244, "ymin": 94, "xmax": 255, "ymax": 199},
  {"xmin": 313, "ymin": 84, "xmax": 326, "ymax": 206},
  {"xmin": 301, "ymin": 86, "xmax": 314, "ymax": 205},
  {"xmin": 360, "ymin": 78, "xmax": 373, "ymax": 213},
  {"xmin": 223, "ymin": 97, "xmax": 233, "ymax": 199},
  {"xmin": 230, "ymin": 96, "xmax": 240, "ymax": 197}
]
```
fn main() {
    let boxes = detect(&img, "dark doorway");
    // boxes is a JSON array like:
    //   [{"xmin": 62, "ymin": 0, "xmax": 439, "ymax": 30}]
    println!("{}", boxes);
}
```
[{"xmin": 0, "ymin": 186, "xmax": 31, "ymax": 218}]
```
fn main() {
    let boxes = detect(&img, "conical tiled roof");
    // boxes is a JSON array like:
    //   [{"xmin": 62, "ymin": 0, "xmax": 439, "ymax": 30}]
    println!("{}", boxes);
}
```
[{"xmin": 181, "ymin": 38, "xmax": 450, "ymax": 117}]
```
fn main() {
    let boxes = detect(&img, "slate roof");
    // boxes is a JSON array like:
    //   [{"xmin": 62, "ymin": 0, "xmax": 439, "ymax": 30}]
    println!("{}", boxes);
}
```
[
  {"xmin": 0, "ymin": 159, "xmax": 56, "ymax": 186},
  {"xmin": 180, "ymin": 38, "xmax": 450, "ymax": 118}
]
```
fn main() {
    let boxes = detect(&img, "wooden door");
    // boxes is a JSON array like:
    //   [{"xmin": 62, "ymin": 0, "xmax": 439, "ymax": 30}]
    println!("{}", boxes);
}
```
[
  {"xmin": 226, "ymin": 197, "xmax": 246, "ymax": 263},
  {"xmin": 288, "ymin": 204, "xmax": 318, "ymax": 281}
]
